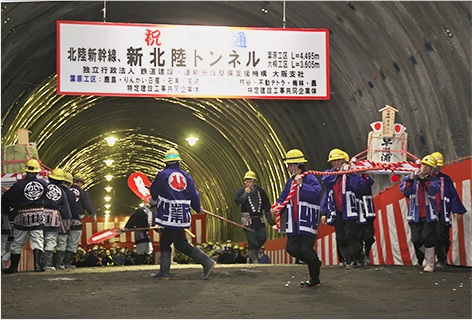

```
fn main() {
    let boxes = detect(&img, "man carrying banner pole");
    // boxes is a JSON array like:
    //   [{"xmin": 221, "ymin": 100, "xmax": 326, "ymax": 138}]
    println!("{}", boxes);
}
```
[{"xmin": 149, "ymin": 148, "xmax": 216, "ymax": 280}]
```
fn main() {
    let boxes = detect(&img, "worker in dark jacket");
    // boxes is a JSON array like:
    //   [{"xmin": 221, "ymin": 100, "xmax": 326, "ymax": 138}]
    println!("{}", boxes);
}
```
[
  {"xmin": 234, "ymin": 170, "xmax": 271, "ymax": 263},
  {"xmin": 123, "ymin": 202, "xmax": 157, "ymax": 265},
  {"xmin": 2, "ymin": 159, "xmax": 48, "ymax": 273}
]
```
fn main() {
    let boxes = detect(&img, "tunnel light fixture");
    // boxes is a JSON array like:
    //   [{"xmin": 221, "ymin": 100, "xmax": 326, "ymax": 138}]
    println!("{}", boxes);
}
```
[
  {"xmin": 185, "ymin": 136, "xmax": 199, "ymax": 147},
  {"xmin": 105, "ymin": 210, "xmax": 110, "ymax": 214},
  {"xmin": 105, "ymin": 175, "xmax": 114, "ymax": 181},
  {"xmin": 104, "ymin": 137, "xmax": 118, "ymax": 147},
  {"xmin": 103, "ymin": 159, "xmax": 114, "ymax": 166},
  {"xmin": 104, "ymin": 196, "xmax": 111, "ymax": 202},
  {"xmin": 104, "ymin": 186, "xmax": 113, "ymax": 193},
  {"xmin": 104, "ymin": 204, "xmax": 111, "ymax": 209}
]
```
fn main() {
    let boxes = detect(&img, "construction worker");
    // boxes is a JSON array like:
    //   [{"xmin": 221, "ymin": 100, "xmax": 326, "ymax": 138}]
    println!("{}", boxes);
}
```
[
  {"xmin": 258, "ymin": 246, "xmax": 270, "ymax": 264},
  {"xmin": 122, "ymin": 201, "xmax": 157, "ymax": 265},
  {"xmin": 2, "ymin": 159, "xmax": 48, "ymax": 273},
  {"xmin": 42, "ymin": 168, "xmax": 72, "ymax": 271},
  {"xmin": 431, "ymin": 152, "xmax": 466, "ymax": 269},
  {"xmin": 356, "ymin": 173, "xmax": 376, "ymax": 266},
  {"xmin": 234, "ymin": 170, "xmax": 271, "ymax": 263},
  {"xmin": 61, "ymin": 173, "xmax": 96, "ymax": 269},
  {"xmin": 400, "ymin": 155, "xmax": 441, "ymax": 272},
  {"xmin": 149, "ymin": 148, "xmax": 216, "ymax": 280},
  {"xmin": 320, "ymin": 149, "xmax": 366, "ymax": 269},
  {"xmin": 234, "ymin": 245, "xmax": 247, "ymax": 263},
  {"xmin": 64, "ymin": 172, "xmax": 73, "ymax": 188},
  {"xmin": 271, "ymin": 149, "xmax": 323, "ymax": 288}
]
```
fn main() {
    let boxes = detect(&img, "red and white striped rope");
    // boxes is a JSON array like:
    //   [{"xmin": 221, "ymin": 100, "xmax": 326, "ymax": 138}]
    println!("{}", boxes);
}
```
[{"xmin": 271, "ymin": 160, "xmax": 419, "ymax": 230}]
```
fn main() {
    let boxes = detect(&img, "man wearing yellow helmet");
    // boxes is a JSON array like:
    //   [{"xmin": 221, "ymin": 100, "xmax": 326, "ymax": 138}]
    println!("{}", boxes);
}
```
[
  {"xmin": 234, "ymin": 170, "xmax": 271, "ymax": 263},
  {"xmin": 2, "ymin": 159, "xmax": 49, "ymax": 273},
  {"xmin": 64, "ymin": 172, "xmax": 73, "ymax": 188},
  {"xmin": 320, "ymin": 149, "xmax": 367, "ymax": 269},
  {"xmin": 149, "ymin": 147, "xmax": 216, "ymax": 280},
  {"xmin": 431, "ymin": 152, "xmax": 466, "ymax": 269},
  {"xmin": 272, "ymin": 149, "xmax": 323, "ymax": 288},
  {"xmin": 42, "ymin": 168, "xmax": 72, "ymax": 271},
  {"xmin": 400, "ymin": 154, "xmax": 441, "ymax": 272}
]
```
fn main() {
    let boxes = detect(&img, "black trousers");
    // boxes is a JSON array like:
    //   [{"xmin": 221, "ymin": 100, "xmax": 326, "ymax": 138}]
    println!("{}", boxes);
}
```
[
  {"xmin": 435, "ymin": 223, "xmax": 451, "ymax": 263},
  {"xmin": 410, "ymin": 218, "xmax": 438, "ymax": 249},
  {"xmin": 160, "ymin": 228, "xmax": 195, "ymax": 256},
  {"xmin": 286, "ymin": 233, "xmax": 319, "ymax": 263},
  {"xmin": 334, "ymin": 217, "xmax": 359, "ymax": 264},
  {"xmin": 357, "ymin": 219, "xmax": 376, "ymax": 256}
]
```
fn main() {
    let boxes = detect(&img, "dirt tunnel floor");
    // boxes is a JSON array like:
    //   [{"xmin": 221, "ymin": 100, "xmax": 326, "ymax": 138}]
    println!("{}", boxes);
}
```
[{"xmin": 1, "ymin": 263, "xmax": 471, "ymax": 319}]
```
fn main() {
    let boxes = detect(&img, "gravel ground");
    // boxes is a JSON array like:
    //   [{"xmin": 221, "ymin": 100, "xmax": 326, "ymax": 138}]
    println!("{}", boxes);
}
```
[{"xmin": 1, "ymin": 263, "xmax": 471, "ymax": 319}]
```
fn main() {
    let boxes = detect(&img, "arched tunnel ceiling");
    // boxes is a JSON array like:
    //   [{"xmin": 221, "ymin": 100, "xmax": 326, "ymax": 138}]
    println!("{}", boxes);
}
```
[{"xmin": 1, "ymin": 1, "xmax": 471, "ymax": 242}]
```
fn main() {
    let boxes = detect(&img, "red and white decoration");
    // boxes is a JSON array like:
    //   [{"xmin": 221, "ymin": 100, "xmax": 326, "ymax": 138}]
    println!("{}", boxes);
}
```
[{"xmin": 315, "ymin": 159, "xmax": 471, "ymax": 267}]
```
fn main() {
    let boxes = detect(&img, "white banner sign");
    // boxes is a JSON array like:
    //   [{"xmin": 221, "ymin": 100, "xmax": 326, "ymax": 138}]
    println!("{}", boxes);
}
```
[{"xmin": 57, "ymin": 21, "xmax": 329, "ymax": 99}]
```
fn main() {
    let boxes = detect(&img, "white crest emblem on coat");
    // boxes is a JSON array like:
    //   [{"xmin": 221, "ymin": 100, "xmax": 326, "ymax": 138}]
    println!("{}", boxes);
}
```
[
  {"xmin": 24, "ymin": 181, "xmax": 45, "ymax": 201},
  {"xmin": 46, "ymin": 184, "xmax": 62, "ymax": 201},
  {"xmin": 169, "ymin": 172, "xmax": 187, "ymax": 192},
  {"xmin": 71, "ymin": 188, "xmax": 80, "ymax": 202}
]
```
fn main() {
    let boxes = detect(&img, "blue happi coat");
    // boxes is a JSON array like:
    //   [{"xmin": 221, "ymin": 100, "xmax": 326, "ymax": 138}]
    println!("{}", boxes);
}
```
[
  {"xmin": 320, "ymin": 170, "xmax": 366, "ymax": 226},
  {"xmin": 150, "ymin": 163, "xmax": 201, "ymax": 229},
  {"xmin": 399, "ymin": 174, "xmax": 441, "ymax": 223},
  {"xmin": 275, "ymin": 171, "xmax": 321, "ymax": 237},
  {"xmin": 356, "ymin": 175, "xmax": 375, "ymax": 225},
  {"xmin": 434, "ymin": 172, "xmax": 467, "ymax": 227}
]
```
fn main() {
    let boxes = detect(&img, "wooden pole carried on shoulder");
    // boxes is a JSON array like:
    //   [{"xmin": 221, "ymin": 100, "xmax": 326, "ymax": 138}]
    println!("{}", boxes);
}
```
[{"xmin": 202, "ymin": 209, "xmax": 255, "ymax": 232}]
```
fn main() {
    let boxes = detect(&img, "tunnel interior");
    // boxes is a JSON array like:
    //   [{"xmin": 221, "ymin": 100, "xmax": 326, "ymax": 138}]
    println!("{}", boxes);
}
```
[{"xmin": 1, "ymin": 1, "xmax": 471, "ymax": 242}]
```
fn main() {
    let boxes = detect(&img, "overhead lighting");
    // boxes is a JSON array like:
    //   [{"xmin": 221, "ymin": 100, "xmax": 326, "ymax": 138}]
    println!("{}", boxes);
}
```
[
  {"xmin": 185, "ymin": 136, "xmax": 199, "ymax": 147},
  {"xmin": 104, "ymin": 186, "xmax": 113, "ymax": 192},
  {"xmin": 104, "ymin": 196, "xmax": 111, "ymax": 202},
  {"xmin": 103, "ymin": 159, "xmax": 114, "ymax": 166},
  {"xmin": 105, "ymin": 175, "xmax": 114, "ymax": 181},
  {"xmin": 104, "ymin": 204, "xmax": 111, "ymax": 209},
  {"xmin": 105, "ymin": 210, "xmax": 110, "ymax": 214},
  {"xmin": 139, "ymin": 203, "xmax": 144, "ymax": 207},
  {"xmin": 104, "ymin": 137, "xmax": 118, "ymax": 147}
]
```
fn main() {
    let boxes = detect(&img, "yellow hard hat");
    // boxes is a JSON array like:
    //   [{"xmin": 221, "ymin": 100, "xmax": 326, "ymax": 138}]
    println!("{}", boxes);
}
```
[
  {"xmin": 244, "ymin": 170, "xmax": 257, "ymax": 181},
  {"xmin": 164, "ymin": 148, "xmax": 181, "ymax": 162},
  {"xmin": 431, "ymin": 152, "xmax": 444, "ymax": 167},
  {"xmin": 24, "ymin": 159, "xmax": 41, "ymax": 173},
  {"xmin": 327, "ymin": 148, "xmax": 345, "ymax": 162},
  {"xmin": 342, "ymin": 151, "xmax": 350, "ymax": 162},
  {"xmin": 73, "ymin": 173, "xmax": 85, "ymax": 183},
  {"xmin": 284, "ymin": 149, "xmax": 308, "ymax": 164},
  {"xmin": 49, "ymin": 168, "xmax": 65, "ymax": 180},
  {"xmin": 64, "ymin": 172, "xmax": 73, "ymax": 184},
  {"xmin": 421, "ymin": 154, "xmax": 437, "ymax": 169}
]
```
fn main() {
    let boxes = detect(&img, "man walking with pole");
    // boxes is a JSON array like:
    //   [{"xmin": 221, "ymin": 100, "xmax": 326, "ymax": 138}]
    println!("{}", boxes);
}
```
[{"xmin": 149, "ymin": 148, "xmax": 216, "ymax": 280}]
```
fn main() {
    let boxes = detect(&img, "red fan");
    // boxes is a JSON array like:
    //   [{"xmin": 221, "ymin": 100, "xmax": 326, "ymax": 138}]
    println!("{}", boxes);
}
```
[{"xmin": 128, "ymin": 172, "xmax": 152, "ymax": 203}]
